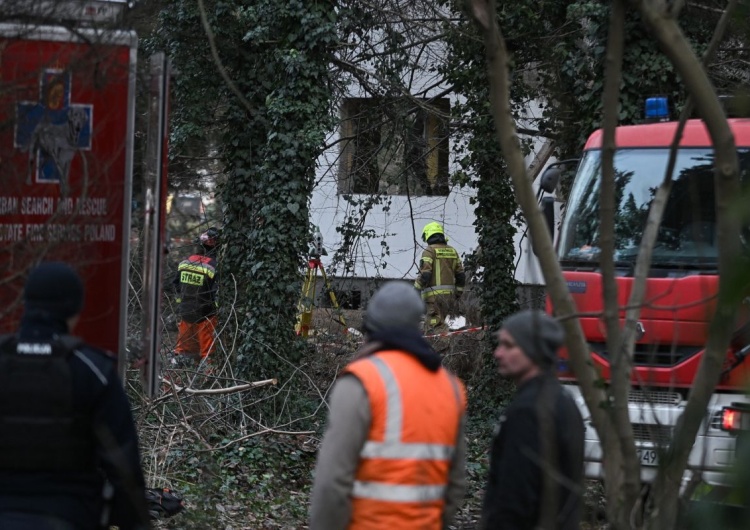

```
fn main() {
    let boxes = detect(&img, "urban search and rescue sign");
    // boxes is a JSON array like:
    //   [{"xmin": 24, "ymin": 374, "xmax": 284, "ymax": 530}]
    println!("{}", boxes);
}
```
[{"xmin": 0, "ymin": 22, "xmax": 136, "ymax": 361}]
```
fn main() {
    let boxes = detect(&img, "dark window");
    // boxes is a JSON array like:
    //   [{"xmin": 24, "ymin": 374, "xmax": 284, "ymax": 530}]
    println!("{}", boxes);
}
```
[
  {"xmin": 338, "ymin": 97, "xmax": 450, "ymax": 196},
  {"xmin": 171, "ymin": 196, "xmax": 204, "ymax": 218}
]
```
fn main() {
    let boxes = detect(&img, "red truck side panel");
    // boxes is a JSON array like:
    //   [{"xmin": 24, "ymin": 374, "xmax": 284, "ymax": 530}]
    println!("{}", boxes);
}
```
[
  {"xmin": 0, "ymin": 27, "xmax": 135, "ymax": 356},
  {"xmin": 556, "ymin": 272, "xmax": 750, "ymax": 389}
]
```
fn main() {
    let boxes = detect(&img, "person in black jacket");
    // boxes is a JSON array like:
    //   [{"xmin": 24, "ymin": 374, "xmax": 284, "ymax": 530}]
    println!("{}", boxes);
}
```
[
  {"xmin": 172, "ymin": 227, "xmax": 219, "ymax": 365},
  {"xmin": 0, "ymin": 262, "xmax": 150, "ymax": 530},
  {"xmin": 480, "ymin": 310, "xmax": 584, "ymax": 530}
]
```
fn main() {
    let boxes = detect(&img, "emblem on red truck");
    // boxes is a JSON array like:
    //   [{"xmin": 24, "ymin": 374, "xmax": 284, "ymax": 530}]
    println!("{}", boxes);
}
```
[{"xmin": 14, "ymin": 69, "xmax": 93, "ymax": 196}]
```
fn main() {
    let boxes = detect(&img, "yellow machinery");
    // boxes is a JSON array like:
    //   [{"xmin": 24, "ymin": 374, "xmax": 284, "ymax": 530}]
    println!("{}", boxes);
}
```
[{"xmin": 295, "ymin": 230, "xmax": 347, "ymax": 337}]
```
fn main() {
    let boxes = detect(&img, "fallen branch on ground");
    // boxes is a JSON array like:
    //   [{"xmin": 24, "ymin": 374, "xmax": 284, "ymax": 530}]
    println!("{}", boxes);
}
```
[{"xmin": 160, "ymin": 377, "xmax": 278, "ymax": 395}]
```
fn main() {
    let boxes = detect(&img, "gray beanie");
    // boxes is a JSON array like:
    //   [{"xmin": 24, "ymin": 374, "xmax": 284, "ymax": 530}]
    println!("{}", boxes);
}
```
[
  {"xmin": 501, "ymin": 309, "xmax": 564, "ymax": 367},
  {"xmin": 363, "ymin": 281, "xmax": 425, "ymax": 334}
]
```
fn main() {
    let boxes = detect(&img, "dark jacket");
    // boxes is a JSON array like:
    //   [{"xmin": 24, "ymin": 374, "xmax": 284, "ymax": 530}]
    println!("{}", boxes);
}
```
[
  {"xmin": 0, "ymin": 314, "xmax": 150, "ymax": 530},
  {"xmin": 480, "ymin": 374, "xmax": 584, "ymax": 530},
  {"xmin": 174, "ymin": 252, "xmax": 218, "ymax": 322}
]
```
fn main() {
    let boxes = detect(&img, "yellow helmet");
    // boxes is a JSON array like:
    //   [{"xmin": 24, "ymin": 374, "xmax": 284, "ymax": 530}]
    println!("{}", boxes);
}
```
[{"xmin": 422, "ymin": 222, "xmax": 445, "ymax": 242}]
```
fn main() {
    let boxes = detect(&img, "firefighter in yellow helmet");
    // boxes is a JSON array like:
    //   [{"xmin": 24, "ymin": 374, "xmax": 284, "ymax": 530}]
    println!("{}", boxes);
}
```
[{"xmin": 414, "ymin": 222, "xmax": 466, "ymax": 332}]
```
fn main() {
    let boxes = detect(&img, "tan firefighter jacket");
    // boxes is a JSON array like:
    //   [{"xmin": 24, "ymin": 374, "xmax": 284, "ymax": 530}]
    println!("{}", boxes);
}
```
[{"xmin": 414, "ymin": 243, "xmax": 465, "ymax": 299}]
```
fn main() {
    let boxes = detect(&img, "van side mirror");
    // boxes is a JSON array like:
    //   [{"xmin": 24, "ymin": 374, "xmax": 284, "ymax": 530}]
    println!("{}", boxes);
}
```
[
  {"xmin": 540, "ymin": 167, "xmax": 561, "ymax": 193},
  {"xmin": 531, "ymin": 197, "xmax": 556, "ymax": 257},
  {"xmin": 539, "ymin": 159, "xmax": 580, "ymax": 194}
]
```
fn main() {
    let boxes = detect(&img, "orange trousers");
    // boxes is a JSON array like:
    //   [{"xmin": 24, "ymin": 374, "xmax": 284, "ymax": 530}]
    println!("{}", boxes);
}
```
[{"xmin": 175, "ymin": 315, "xmax": 217, "ymax": 360}]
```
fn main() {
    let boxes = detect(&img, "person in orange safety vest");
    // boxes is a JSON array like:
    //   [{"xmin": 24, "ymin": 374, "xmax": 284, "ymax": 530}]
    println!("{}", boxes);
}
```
[
  {"xmin": 172, "ymin": 227, "xmax": 219, "ymax": 365},
  {"xmin": 309, "ymin": 281, "xmax": 467, "ymax": 530}
]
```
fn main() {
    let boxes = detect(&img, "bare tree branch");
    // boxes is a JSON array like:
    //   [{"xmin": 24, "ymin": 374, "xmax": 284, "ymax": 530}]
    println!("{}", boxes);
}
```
[
  {"xmin": 464, "ymin": 0, "xmax": 610, "ymax": 441},
  {"xmin": 196, "ymin": 0, "xmax": 256, "ymax": 118},
  {"xmin": 160, "ymin": 377, "xmax": 278, "ymax": 396},
  {"xmin": 597, "ymin": 1, "xmax": 643, "ymax": 522},
  {"xmin": 630, "ymin": 0, "xmax": 743, "ymax": 526}
]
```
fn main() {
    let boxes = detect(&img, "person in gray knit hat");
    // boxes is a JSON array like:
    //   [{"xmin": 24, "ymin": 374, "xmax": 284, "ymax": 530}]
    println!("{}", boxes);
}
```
[
  {"xmin": 497, "ymin": 309, "xmax": 565, "ymax": 375},
  {"xmin": 479, "ymin": 309, "xmax": 584, "ymax": 530},
  {"xmin": 361, "ymin": 281, "xmax": 425, "ymax": 334},
  {"xmin": 310, "ymin": 281, "xmax": 467, "ymax": 529}
]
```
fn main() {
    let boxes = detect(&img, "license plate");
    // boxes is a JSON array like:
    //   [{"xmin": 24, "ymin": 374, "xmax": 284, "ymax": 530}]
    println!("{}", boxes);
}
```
[{"xmin": 637, "ymin": 447, "xmax": 659, "ymax": 466}]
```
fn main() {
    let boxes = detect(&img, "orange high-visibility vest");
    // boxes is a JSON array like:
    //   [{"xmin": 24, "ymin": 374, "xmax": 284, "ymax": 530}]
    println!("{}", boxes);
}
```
[{"xmin": 343, "ymin": 350, "xmax": 466, "ymax": 530}]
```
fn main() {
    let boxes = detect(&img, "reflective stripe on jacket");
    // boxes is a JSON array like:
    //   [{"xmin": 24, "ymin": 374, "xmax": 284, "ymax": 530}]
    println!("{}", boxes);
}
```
[
  {"xmin": 343, "ymin": 350, "xmax": 466, "ymax": 529},
  {"xmin": 414, "ymin": 244, "xmax": 464, "ymax": 297},
  {"xmin": 176, "ymin": 254, "xmax": 218, "ymax": 321}
]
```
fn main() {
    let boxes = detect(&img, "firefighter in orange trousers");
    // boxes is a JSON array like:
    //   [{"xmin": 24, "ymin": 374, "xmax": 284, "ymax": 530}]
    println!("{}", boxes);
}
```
[
  {"xmin": 172, "ymin": 227, "xmax": 219, "ymax": 365},
  {"xmin": 309, "ymin": 281, "xmax": 467, "ymax": 529},
  {"xmin": 414, "ymin": 222, "xmax": 466, "ymax": 333}
]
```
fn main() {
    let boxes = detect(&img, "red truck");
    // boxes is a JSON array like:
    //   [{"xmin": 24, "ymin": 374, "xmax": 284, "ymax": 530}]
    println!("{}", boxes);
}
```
[
  {"xmin": 0, "ymin": 1, "xmax": 137, "ymax": 374},
  {"xmin": 550, "ymin": 101, "xmax": 750, "ymax": 486}
]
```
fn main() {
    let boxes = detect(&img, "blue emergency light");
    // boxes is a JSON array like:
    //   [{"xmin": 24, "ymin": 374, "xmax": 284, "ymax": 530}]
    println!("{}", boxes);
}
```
[{"xmin": 645, "ymin": 97, "xmax": 669, "ymax": 120}]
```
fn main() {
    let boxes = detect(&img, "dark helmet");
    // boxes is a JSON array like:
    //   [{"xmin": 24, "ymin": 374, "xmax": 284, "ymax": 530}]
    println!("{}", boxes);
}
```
[{"xmin": 198, "ymin": 227, "xmax": 220, "ymax": 248}]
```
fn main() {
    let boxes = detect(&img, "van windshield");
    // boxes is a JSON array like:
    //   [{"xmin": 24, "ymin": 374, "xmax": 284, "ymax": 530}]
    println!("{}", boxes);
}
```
[{"xmin": 558, "ymin": 148, "xmax": 750, "ymax": 267}]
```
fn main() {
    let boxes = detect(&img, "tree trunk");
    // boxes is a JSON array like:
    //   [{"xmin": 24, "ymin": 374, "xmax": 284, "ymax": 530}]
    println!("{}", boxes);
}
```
[
  {"xmin": 465, "ymin": 1, "xmax": 632, "ymax": 525},
  {"xmin": 630, "ymin": 1, "xmax": 742, "ymax": 527},
  {"xmin": 598, "ymin": 2, "xmax": 643, "ymax": 524}
]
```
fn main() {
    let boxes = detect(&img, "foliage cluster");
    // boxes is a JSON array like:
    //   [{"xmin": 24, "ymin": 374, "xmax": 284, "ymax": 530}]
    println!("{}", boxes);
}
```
[
  {"xmin": 152, "ymin": 432, "xmax": 316, "ymax": 528},
  {"xmin": 147, "ymin": 0, "xmax": 337, "ymax": 382}
]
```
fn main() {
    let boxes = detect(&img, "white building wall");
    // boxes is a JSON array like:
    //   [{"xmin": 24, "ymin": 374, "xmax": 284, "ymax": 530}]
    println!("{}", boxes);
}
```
[
  {"xmin": 310, "ymin": 18, "xmax": 556, "ymax": 288},
  {"xmin": 310, "ymin": 119, "xmax": 555, "ymax": 287},
  {"xmin": 311, "ymin": 149, "xmax": 479, "ymax": 281}
]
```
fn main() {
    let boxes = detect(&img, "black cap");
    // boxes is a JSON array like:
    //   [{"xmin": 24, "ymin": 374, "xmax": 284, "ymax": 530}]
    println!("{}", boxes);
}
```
[{"xmin": 23, "ymin": 262, "xmax": 85, "ymax": 320}]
